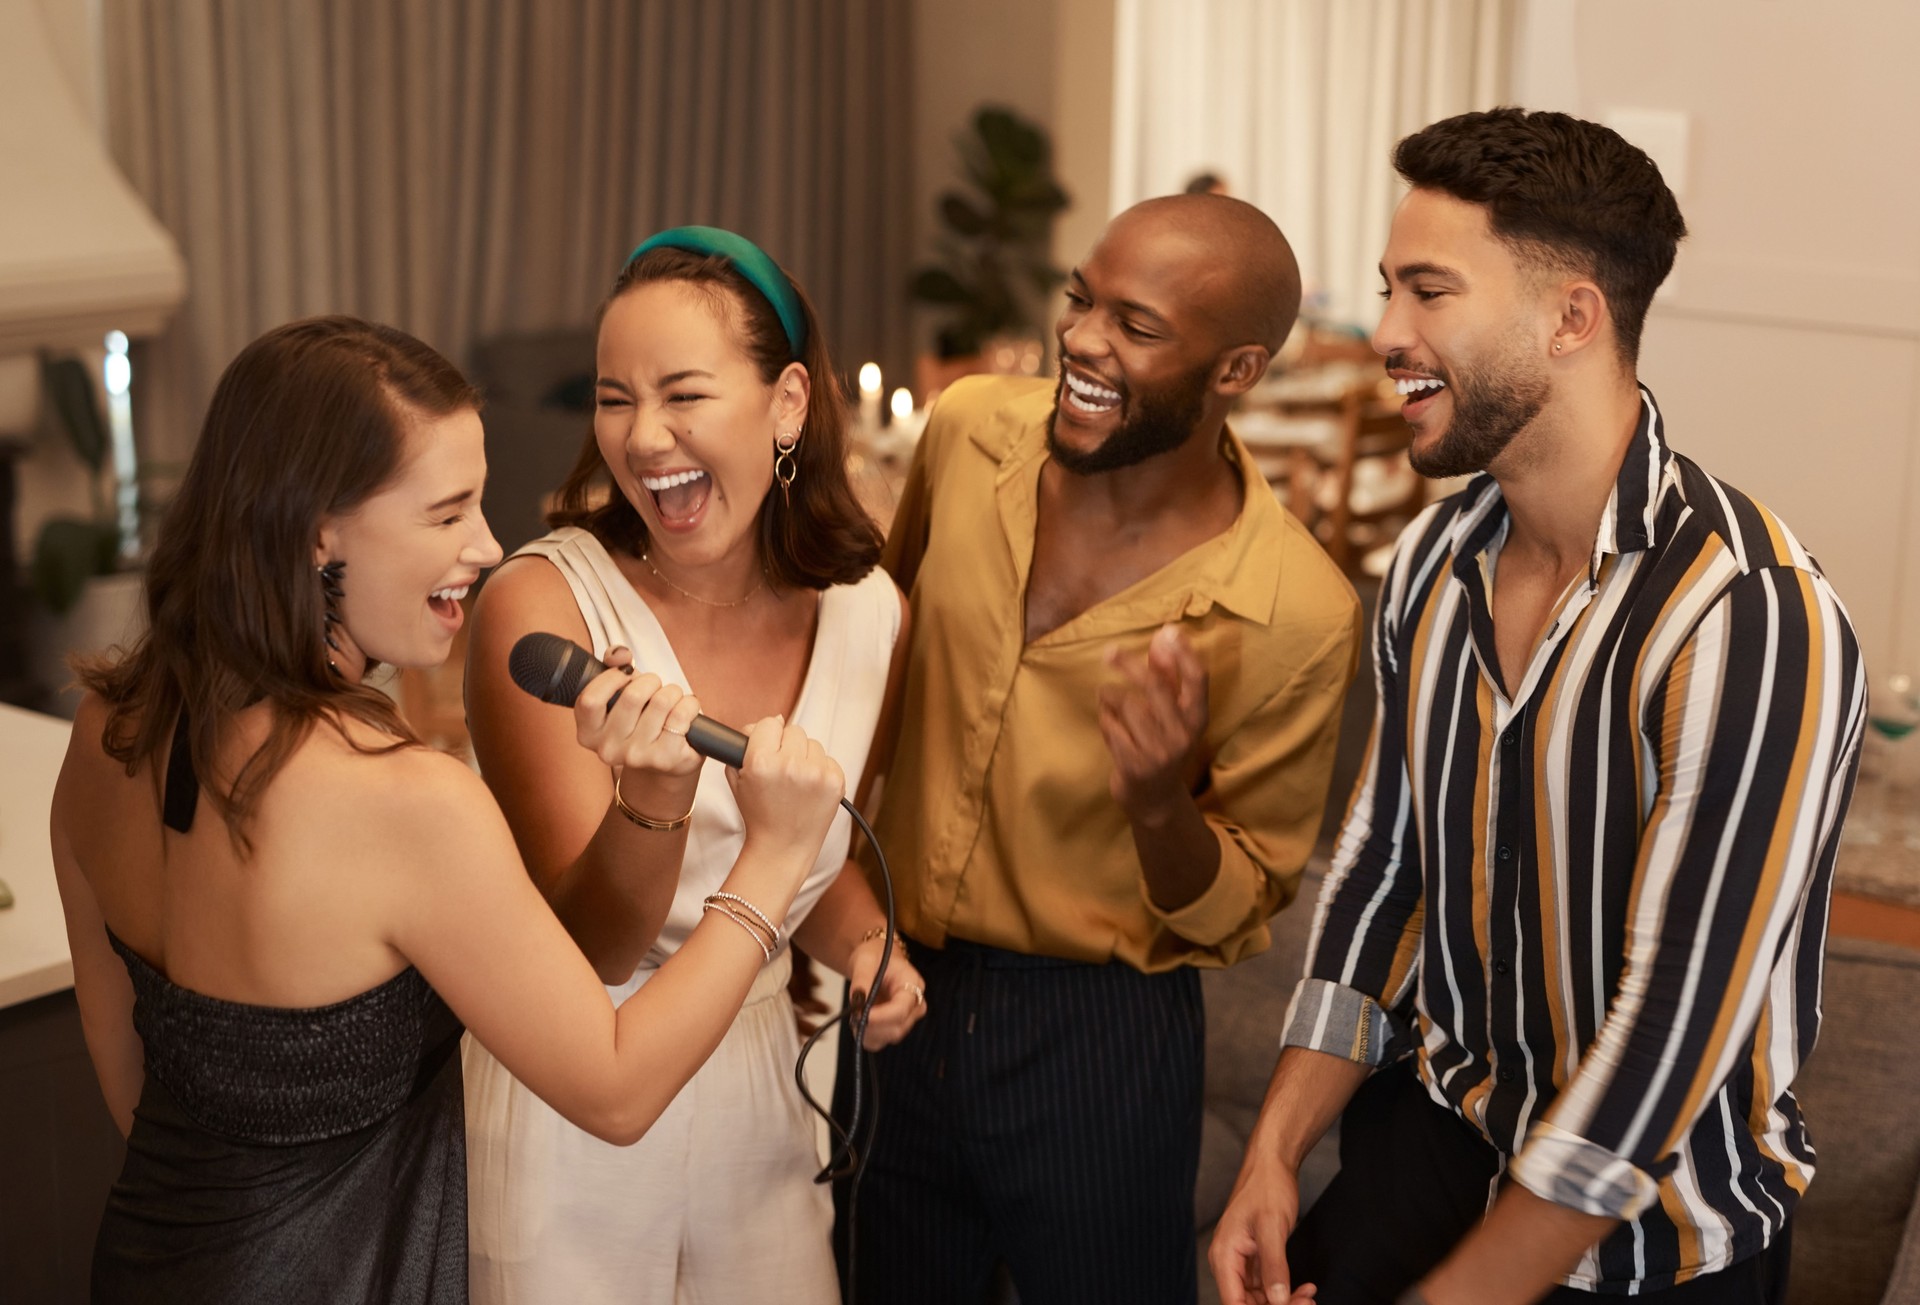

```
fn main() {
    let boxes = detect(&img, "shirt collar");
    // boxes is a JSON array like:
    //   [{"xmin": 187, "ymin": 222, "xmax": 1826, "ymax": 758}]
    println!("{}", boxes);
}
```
[
  {"xmin": 1446, "ymin": 384, "xmax": 1673, "ymax": 585},
  {"xmin": 975, "ymin": 384, "xmax": 1287, "ymax": 628}
]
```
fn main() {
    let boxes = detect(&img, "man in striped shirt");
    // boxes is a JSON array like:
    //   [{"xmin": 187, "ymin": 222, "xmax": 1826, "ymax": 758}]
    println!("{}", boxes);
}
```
[{"xmin": 1210, "ymin": 108, "xmax": 1864, "ymax": 1305}]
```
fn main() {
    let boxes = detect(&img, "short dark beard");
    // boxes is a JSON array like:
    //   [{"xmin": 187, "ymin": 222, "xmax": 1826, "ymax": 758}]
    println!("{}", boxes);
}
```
[
  {"xmin": 1046, "ymin": 362, "xmax": 1213, "ymax": 475},
  {"xmin": 1397, "ymin": 335, "xmax": 1550, "ymax": 479}
]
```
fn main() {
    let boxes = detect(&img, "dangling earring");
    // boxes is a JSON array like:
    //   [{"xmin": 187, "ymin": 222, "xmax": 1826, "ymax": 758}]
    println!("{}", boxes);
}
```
[
  {"xmin": 774, "ymin": 430, "xmax": 800, "ymax": 507},
  {"xmin": 319, "ymin": 559, "xmax": 346, "ymax": 676}
]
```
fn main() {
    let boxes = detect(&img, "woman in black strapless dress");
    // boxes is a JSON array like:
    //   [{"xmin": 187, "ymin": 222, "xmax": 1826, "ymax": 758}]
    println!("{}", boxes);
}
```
[{"xmin": 49, "ymin": 316, "xmax": 849, "ymax": 1302}]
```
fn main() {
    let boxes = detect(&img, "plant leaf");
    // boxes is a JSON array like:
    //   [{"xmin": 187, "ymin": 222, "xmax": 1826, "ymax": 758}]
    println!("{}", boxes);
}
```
[
  {"xmin": 909, "ymin": 267, "xmax": 974, "ymax": 305},
  {"xmin": 42, "ymin": 355, "xmax": 109, "ymax": 474},
  {"xmin": 976, "ymin": 107, "xmax": 1045, "ymax": 169},
  {"xmin": 31, "ymin": 517, "xmax": 118, "ymax": 614},
  {"xmin": 939, "ymin": 193, "xmax": 990, "ymax": 237},
  {"xmin": 1027, "ymin": 262, "xmax": 1067, "ymax": 294}
]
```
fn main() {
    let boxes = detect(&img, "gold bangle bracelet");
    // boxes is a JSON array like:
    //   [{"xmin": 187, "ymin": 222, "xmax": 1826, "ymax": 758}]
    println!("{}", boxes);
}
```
[{"xmin": 611, "ymin": 774, "xmax": 694, "ymax": 831}]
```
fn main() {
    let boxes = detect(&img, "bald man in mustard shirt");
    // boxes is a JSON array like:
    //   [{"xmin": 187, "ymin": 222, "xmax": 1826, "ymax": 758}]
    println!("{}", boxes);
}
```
[{"xmin": 840, "ymin": 196, "xmax": 1361, "ymax": 1305}]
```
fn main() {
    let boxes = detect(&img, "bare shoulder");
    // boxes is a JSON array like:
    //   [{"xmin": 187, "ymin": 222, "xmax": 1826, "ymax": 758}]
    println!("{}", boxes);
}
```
[
  {"xmin": 268, "ymin": 729, "xmax": 523, "ymax": 914},
  {"xmin": 59, "ymin": 691, "xmax": 111, "ymax": 771},
  {"xmin": 290, "ymin": 725, "xmax": 495, "ymax": 829},
  {"xmin": 53, "ymin": 692, "xmax": 119, "ymax": 834},
  {"xmin": 472, "ymin": 553, "xmax": 590, "ymax": 644},
  {"xmin": 53, "ymin": 691, "xmax": 151, "ymax": 820}
]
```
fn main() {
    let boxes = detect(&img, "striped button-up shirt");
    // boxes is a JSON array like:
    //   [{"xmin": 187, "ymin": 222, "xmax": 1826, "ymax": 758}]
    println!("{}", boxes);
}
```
[{"xmin": 1283, "ymin": 387, "xmax": 1865, "ymax": 1293}]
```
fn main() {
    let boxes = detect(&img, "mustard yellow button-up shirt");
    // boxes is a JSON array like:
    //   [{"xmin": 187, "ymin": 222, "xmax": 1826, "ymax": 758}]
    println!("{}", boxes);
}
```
[{"xmin": 871, "ymin": 375, "xmax": 1361, "ymax": 973}]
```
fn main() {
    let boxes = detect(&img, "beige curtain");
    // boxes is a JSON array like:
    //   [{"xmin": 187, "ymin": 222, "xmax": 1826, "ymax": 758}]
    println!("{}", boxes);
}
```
[
  {"xmin": 103, "ymin": 0, "xmax": 914, "ymax": 464},
  {"xmin": 1110, "ymin": 0, "xmax": 1512, "ymax": 331}
]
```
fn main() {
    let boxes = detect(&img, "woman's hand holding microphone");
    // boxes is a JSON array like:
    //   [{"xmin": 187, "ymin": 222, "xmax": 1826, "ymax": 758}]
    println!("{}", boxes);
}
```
[{"xmin": 568, "ymin": 645, "xmax": 845, "ymax": 935}]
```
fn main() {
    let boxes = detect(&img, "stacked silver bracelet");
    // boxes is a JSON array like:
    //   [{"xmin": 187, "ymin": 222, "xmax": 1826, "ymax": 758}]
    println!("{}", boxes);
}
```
[{"xmin": 701, "ymin": 892, "xmax": 780, "ymax": 962}]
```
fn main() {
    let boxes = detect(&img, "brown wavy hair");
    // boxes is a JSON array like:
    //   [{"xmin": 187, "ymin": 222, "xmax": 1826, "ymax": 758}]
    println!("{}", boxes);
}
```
[
  {"xmin": 77, "ymin": 316, "xmax": 480, "ymax": 851},
  {"xmin": 545, "ymin": 245, "xmax": 882, "ymax": 588}
]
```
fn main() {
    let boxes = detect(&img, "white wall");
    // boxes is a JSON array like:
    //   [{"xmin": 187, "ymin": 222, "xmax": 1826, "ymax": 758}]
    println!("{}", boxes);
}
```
[
  {"xmin": 908, "ymin": 0, "xmax": 1060, "ymax": 365},
  {"xmin": 1049, "ymin": 0, "xmax": 1117, "ymax": 278},
  {"xmin": 1514, "ymin": 0, "xmax": 1920, "ymax": 680}
]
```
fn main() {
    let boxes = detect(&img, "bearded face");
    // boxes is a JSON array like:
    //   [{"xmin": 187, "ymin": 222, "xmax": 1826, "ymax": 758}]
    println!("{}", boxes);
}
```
[
  {"xmin": 1046, "ymin": 355, "xmax": 1215, "ymax": 475},
  {"xmin": 1386, "ymin": 322, "xmax": 1550, "ymax": 479}
]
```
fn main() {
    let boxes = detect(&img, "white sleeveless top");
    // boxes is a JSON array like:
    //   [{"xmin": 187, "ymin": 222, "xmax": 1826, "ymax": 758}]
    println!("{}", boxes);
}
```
[{"xmin": 508, "ymin": 527, "xmax": 900, "ymax": 964}]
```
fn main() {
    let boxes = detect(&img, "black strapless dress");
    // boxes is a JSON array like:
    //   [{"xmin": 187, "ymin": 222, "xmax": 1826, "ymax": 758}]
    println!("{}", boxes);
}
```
[{"xmin": 92, "ymin": 929, "xmax": 467, "ymax": 1303}]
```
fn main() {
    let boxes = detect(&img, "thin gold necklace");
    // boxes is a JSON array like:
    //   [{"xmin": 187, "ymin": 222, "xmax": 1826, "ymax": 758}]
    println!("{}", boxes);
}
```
[{"xmin": 640, "ymin": 548, "xmax": 767, "ymax": 608}]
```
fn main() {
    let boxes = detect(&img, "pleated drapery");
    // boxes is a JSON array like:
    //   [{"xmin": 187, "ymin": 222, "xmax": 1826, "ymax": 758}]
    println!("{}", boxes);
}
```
[
  {"xmin": 1110, "ymin": 0, "xmax": 1512, "ymax": 333},
  {"xmin": 103, "ymin": 0, "xmax": 914, "ymax": 464}
]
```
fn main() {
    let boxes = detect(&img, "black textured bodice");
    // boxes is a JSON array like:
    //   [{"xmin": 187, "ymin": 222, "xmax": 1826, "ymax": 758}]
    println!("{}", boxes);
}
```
[
  {"xmin": 91, "ymin": 930, "xmax": 468, "ymax": 1303},
  {"xmin": 108, "ymin": 931, "xmax": 451, "ymax": 1144}
]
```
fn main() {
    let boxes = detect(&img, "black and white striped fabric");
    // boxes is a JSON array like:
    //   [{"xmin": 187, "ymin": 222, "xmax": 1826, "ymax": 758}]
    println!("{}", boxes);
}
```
[{"xmin": 1283, "ymin": 386, "xmax": 1865, "ymax": 1293}]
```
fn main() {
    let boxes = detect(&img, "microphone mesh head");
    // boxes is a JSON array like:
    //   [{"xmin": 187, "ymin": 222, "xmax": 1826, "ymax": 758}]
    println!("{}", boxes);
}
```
[{"xmin": 508, "ymin": 631, "xmax": 589, "ymax": 705}]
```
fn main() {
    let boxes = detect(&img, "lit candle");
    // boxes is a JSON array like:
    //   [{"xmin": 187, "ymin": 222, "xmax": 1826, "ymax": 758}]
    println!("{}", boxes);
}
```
[
  {"xmin": 858, "ymin": 362, "xmax": 882, "ymax": 431},
  {"xmin": 888, "ymin": 386, "xmax": 926, "ymax": 446}
]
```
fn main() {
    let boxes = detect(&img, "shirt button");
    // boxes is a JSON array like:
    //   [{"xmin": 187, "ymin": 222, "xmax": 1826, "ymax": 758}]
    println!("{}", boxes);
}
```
[
  {"xmin": 1497, "ymin": 845, "xmax": 1513, "ymax": 862},
  {"xmin": 1495, "ymin": 959, "xmax": 1511, "ymax": 976},
  {"xmin": 1502, "ymin": 729, "xmax": 1519, "ymax": 747},
  {"xmin": 1499, "ymin": 1067, "xmax": 1517, "ymax": 1084}
]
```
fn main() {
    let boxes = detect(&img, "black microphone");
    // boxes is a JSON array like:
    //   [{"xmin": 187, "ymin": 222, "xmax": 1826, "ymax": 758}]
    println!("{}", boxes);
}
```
[{"xmin": 507, "ymin": 631, "xmax": 749, "ymax": 768}]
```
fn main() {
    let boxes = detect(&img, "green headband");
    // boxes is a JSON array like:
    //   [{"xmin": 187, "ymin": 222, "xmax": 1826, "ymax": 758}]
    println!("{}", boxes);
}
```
[{"xmin": 625, "ymin": 226, "xmax": 807, "ymax": 358}]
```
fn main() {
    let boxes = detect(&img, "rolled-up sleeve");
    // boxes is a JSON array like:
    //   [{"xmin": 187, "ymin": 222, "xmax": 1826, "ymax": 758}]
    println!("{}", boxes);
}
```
[
  {"xmin": 1147, "ymin": 605, "xmax": 1360, "ymax": 956},
  {"xmin": 1510, "ymin": 566, "xmax": 1864, "ymax": 1219},
  {"xmin": 1282, "ymin": 569, "xmax": 1425, "ymax": 1061}
]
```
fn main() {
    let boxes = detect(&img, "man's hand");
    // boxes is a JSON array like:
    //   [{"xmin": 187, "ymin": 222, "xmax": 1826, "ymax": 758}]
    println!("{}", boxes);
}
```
[
  {"xmin": 1098, "ymin": 623, "xmax": 1209, "ymax": 815},
  {"xmin": 1210, "ymin": 1144, "xmax": 1315, "ymax": 1305}
]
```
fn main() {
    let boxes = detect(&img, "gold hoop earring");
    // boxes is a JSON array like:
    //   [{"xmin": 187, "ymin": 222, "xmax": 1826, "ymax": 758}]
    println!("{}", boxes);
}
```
[{"xmin": 774, "ymin": 431, "xmax": 799, "ymax": 506}]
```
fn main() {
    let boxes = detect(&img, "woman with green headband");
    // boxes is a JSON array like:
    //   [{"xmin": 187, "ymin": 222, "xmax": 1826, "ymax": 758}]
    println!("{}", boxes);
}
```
[{"xmin": 461, "ymin": 228, "xmax": 925, "ymax": 1302}]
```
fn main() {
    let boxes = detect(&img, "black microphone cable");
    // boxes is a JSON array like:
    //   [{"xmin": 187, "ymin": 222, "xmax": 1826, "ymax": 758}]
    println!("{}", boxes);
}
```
[{"xmin": 793, "ymin": 798, "xmax": 892, "ymax": 1305}]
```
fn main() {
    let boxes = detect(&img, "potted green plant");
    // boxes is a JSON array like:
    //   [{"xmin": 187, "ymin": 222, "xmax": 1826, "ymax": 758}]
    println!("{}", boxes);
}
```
[
  {"xmin": 31, "ymin": 354, "xmax": 126, "ymax": 615},
  {"xmin": 27, "ymin": 351, "xmax": 149, "ymax": 716},
  {"xmin": 910, "ymin": 105, "xmax": 1070, "ymax": 392}
]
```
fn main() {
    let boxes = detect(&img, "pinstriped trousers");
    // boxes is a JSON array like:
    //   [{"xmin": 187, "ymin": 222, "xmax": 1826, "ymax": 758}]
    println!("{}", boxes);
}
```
[{"xmin": 835, "ymin": 936, "xmax": 1204, "ymax": 1305}]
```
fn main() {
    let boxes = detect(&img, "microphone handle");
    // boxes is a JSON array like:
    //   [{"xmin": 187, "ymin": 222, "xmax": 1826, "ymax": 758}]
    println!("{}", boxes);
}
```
[
  {"xmin": 684, "ymin": 716, "xmax": 748, "ymax": 769},
  {"xmin": 544, "ymin": 638, "xmax": 747, "ymax": 767},
  {"xmin": 602, "ymin": 687, "xmax": 747, "ymax": 768}
]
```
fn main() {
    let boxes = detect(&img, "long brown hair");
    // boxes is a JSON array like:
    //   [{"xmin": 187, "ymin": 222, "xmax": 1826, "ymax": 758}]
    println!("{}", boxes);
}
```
[
  {"xmin": 545, "ymin": 246, "xmax": 882, "ymax": 588},
  {"xmin": 78, "ymin": 316, "xmax": 480, "ymax": 850}
]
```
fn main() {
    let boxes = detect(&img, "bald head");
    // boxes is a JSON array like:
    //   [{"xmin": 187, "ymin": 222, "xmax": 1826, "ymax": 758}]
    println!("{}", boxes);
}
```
[{"xmin": 1103, "ymin": 195, "xmax": 1303, "ymax": 353}]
